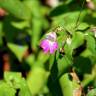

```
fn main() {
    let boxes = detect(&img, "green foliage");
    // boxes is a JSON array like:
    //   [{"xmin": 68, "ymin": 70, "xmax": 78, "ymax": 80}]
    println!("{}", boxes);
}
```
[
  {"xmin": 87, "ymin": 89, "xmax": 96, "ymax": 96},
  {"xmin": 59, "ymin": 73, "xmax": 73, "ymax": 96},
  {"xmin": 0, "ymin": 72, "xmax": 31, "ymax": 96},
  {"xmin": 27, "ymin": 67, "xmax": 49, "ymax": 95},
  {"xmin": 0, "ymin": 0, "xmax": 96, "ymax": 95},
  {"xmin": 7, "ymin": 43, "xmax": 28, "ymax": 62},
  {"xmin": 0, "ymin": 82, "xmax": 16, "ymax": 96},
  {"xmin": 0, "ymin": 0, "xmax": 31, "ymax": 20}
]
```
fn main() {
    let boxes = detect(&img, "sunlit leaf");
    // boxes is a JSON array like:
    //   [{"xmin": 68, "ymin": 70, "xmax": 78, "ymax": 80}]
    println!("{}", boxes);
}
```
[
  {"xmin": 71, "ymin": 32, "xmax": 84, "ymax": 49},
  {"xmin": 77, "ymin": 23, "xmax": 89, "ymax": 30},
  {"xmin": 57, "ymin": 55, "xmax": 72, "ymax": 76},
  {"xmin": 85, "ymin": 34, "xmax": 96, "ymax": 54},
  {"xmin": 27, "ymin": 67, "xmax": 49, "ymax": 95},
  {"xmin": 11, "ymin": 20, "xmax": 29, "ymax": 29},
  {"xmin": 7, "ymin": 43, "xmax": 28, "ymax": 61},
  {"xmin": 59, "ymin": 73, "xmax": 73, "ymax": 96},
  {"xmin": 0, "ymin": 81, "xmax": 16, "ymax": 96},
  {"xmin": 4, "ymin": 72, "xmax": 31, "ymax": 96},
  {"xmin": 0, "ymin": 0, "xmax": 31, "ymax": 20},
  {"xmin": 87, "ymin": 89, "xmax": 96, "ymax": 96}
]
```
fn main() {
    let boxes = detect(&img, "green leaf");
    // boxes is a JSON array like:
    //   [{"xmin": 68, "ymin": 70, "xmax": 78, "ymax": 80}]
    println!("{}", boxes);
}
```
[
  {"xmin": 31, "ymin": 18, "xmax": 43, "ymax": 50},
  {"xmin": 0, "ymin": 81, "xmax": 16, "ymax": 96},
  {"xmin": 59, "ymin": 73, "xmax": 81, "ymax": 96},
  {"xmin": 4, "ymin": 72, "xmax": 31, "ymax": 96},
  {"xmin": 64, "ymin": 0, "xmax": 73, "ymax": 4},
  {"xmin": 57, "ymin": 55, "xmax": 72, "ymax": 76},
  {"xmin": 52, "ymin": 11, "xmax": 79, "ymax": 30},
  {"xmin": 49, "ymin": 53, "xmax": 56, "ymax": 70},
  {"xmin": 57, "ymin": 35, "xmax": 67, "ymax": 48},
  {"xmin": 74, "ymin": 56, "xmax": 93, "ymax": 74},
  {"xmin": 50, "ymin": 3, "xmax": 69, "ymax": 17},
  {"xmin": 26, "ymin": 54, "xmax": 35, "ymax": 67},
  {"xmin": 4, "ymin": 72, "xmax": 22, "ymax": 88},
  {"xmin": 23, "ymin": 0, "xmax": 44, "ymax": 51},
  {"xmin": 77, "ymin": 23, "xmax": 89, "ymax": 30},
  {"xmin": 36, "ymin": 52, "xmax": 50, "ymax": 67},
  {"xmin": 80, "ymin": 49, "xmax": 93, "ymax": 57},
  {"xmin": 59, "ymin": 73, "xmax": 73, "ymax": 96},
  {"xmin": 11, "ymin": 20, "xmax": 29, "ymax": 29},
  {"xmin": 4, "ymin": 72, "xmax": 21, "ymax": 80},
  {"xmin": 85, "ymin": 35, "xmax": 96, "ymax": 54},
  {"xmin": 7, "ymin": 43, "xmax": 28, "ymax": 62},
  {"xmin": 51, "ymin": 11, "xmax": 87, "ymax": 34},
  {"xmin": 71, "ymin": 32, "xmax": 84, "ymax": 49},
  {"xmin": 87, "ymin": 89, "xmax": 96, "ymax": 96},
  {"xmin": 18, "ymin": 78, "xmax": 31, "ymax": 96},
  {"xmin": 0, "ymin": 0, "xmax": 31, "ymax": 20},
  {"xmin": 82, "ymin": 74, "xmax": 94, "ymax": 87},
  {"xmin": 23, "ymin": 0, "xmax": 42, "ymax": 18},
  {"xmin": 27, "ymin": 67, "xmax": 49, "ymax": 95},
  {"xmin": 64, "ymin": 43, "xmax": 73, "ymax": 59}
]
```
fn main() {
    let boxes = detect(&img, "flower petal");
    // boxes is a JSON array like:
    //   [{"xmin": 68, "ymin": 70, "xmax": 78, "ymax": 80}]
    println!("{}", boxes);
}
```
[
  {"xmin": 46, "ymin": 32, "xmax": 57, "ymax": 41},
  {"xmin": 43, "ymin": 45, "xmax": 49, "ymax": 53},
  {"xmin": 40, "ymin": 40, "xmax": 50, "ymax": 53},
  {"xmin": 49, "ymin": 42, "xmax": 58, "ymax": 54},
  {"xmin": 53, "ymin": 42, "xmax": 58, "ymax": 49}
]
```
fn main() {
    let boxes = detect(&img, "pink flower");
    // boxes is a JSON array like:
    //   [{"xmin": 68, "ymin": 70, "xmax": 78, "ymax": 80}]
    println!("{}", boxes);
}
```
[{"xmin": 40, "ymin": 32, "xmax": 58, "ymax": 54}]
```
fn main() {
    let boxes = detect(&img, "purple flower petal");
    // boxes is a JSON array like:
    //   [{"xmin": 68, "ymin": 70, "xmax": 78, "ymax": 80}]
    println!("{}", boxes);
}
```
[
  {"xmin": 53, "ymin": 42, "xmax": 58, "ymax": 49},
  {"xmin": 40, "ymin": 32, "xmax": 58, "ymax": 54},
  {"xmin": 49, "ymin": 42, "xmax": 58, "ymax": 54},
  {"xmin": 43, "ymin": 46, "xmax": 49, "ymax": 53},
  {"xmin": 40, "ymin": 40, "xmax": 50, "ymax": 53}
]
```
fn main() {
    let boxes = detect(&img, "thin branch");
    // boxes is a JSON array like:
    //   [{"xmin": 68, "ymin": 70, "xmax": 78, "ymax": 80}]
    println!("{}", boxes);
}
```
[{"xmin": 74, "ymin": 0, "xmax": 86, "ymax": 30}]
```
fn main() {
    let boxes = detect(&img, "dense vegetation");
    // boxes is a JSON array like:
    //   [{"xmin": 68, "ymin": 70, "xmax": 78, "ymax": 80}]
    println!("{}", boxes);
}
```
[{"xmin": 0, "ymin": 0, "xmax": 96, "ymax": 96}]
